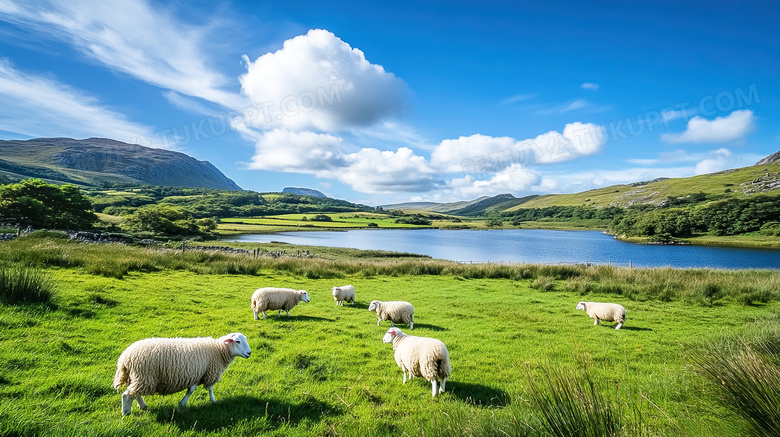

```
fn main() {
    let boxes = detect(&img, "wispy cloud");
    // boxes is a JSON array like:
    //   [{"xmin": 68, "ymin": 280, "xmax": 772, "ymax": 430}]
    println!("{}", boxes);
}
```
[
  {"xmin": 499, "ymin": 93, "xmax": 535, "ymax": 106},
  {"xmin": 536, "ymin": 99, "xmax": 589, "ymax": 114},
  {"xmin": 580, "ymin": 82, "xmax": 599, "ymax": 90},
  {"xmin": 662, "ymin": 110, "xmax": 756, "ymax": 144},
  {"xmin": 0, "ymin": 59, "xmax": 154, "ymax": 143},
  {"xmin": 0, "ymin": 0, "xmax": 246, "ymax": 110}
]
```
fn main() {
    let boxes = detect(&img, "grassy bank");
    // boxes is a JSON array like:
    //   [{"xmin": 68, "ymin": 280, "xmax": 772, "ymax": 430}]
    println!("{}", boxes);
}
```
[
  {"xmin": 614, "ymin": 232, "xmax": 780, "ymax": 249},
  {"xmin": 1, "ymin": 237, "xmax": 779, "ymax": 436}
]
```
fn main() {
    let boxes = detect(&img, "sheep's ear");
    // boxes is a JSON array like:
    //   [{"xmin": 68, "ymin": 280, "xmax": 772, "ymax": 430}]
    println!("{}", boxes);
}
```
[{"xmin": 224, "ymin": 337, "xmax": 234, "ymax": 343}]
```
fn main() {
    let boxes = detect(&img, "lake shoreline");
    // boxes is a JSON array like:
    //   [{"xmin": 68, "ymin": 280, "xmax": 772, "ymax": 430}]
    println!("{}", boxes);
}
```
[
  {"xmin": 218, "ymin": 228, "xmax": 780, "ymax": 269},
  {"xmin": 218, "ymin": 223, "xmax": 780, "ymax": 251}
]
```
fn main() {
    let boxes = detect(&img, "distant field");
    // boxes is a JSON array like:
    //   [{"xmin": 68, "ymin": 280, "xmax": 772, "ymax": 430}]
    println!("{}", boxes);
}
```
[{"xmin": 218, "ymin": 213, "xmax": 436, "ymax": 234}]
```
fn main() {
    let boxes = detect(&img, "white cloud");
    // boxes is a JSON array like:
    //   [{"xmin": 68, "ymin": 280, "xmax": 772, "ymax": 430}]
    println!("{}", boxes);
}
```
[
  {"xmin": 443, "ymin": 165, "xmax": 541, "ymax": 199},
  {"xmin": 626, "ymin": 148, "xmax": 764, "ymax": 171},
  {"xmin": 431, "ymin": 122, "xmax": 606, "ymax": 174},
  {"xmin": 246, "ymin": 129, "xmax": 346, "ymax": 174},
  {"xmin": 662, "ymin": 110, "xmax": 756, "ymax": 144},
  {"xmin": 0, "ymin": 60, "xmax": 154, "ymax": 143},
  {"xmin": 337, "ymin": 147, "xmax": 437, "ymax": 193},
  {"xmin": 694, "ymin": 148, "xmax": 733, "ymax": 175},
  {"xmin": 535, "ymin": 166, "xmax": 695, "ymax": 194},
  {"xmin": 580, "ymin": 82, "xmax": 599, "ymax": 90},
  {"xmin": 240, "ymin": 29, "xmax": 408, "ymax": 132},
  {"xmin": 0, "ymin": 0, "xmax": 245, "ymax": 110}
]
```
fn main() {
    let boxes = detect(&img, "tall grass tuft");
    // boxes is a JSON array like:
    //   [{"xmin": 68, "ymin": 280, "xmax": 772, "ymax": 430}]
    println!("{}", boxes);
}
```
[
  {"xmin": 0, "ymin": 264, "xmax": 56, "ymax": 305},
  {"xmin": 524, "ymin": 364, "xmax": 623, "ymax": 437},
  {"xmin": 693, "ymin": 327, "xmax": 780, "ymax": 437}
]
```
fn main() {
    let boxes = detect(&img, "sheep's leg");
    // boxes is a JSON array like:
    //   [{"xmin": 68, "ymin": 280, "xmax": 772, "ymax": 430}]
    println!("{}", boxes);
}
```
[
  {"xmin": 377, "ymin": 318, "xmax": 381, "ymax": 327},
  {"xmin": 440, "ymin": 377, "xmax": 447, "ymax": 393},
  {"xmin": 593, "ymin": 318, "xmax": 599, "ymax": 325},
  {"xmin": 431, "ymin": 380, "xmax": 439, "ymax": 397},
  {"xmin": 206, "ymin": 385, "xmax": 217, "ymax": 403},
  {"xmin": 261, "ymin": 310, "xmax": 269, "ymax": 318},
  {"xmin": 409, "ymin": 318, "xmax": 414, "ymax": 330},
  {"xmin": 285, "ymin": 309, "xmax": 291, "ymax": 317},
  {"xmin": 402, "ymin": 367, "xmax": 408, "ymax": 384},
  {"xmin": 136, "ymin": 394, "xmax": 147, "ymax": 411},
  {"xmin": 121, "ymin": 392, "xmax": 135, "ymax": 416},
  {"xmin": 179, "ymin": 384, "xmax": 197, "ymax": 407},
  {"xmin": 615, "ymin": 323, "xmax": 622, "ymax": 330},
  {"xmin": 278, "ymin": 309, "xmax": 284, "ymax": 316}
]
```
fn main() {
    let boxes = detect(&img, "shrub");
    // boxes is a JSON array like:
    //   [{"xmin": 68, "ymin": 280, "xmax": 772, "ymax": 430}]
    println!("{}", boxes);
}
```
[{"xmin": 0, "ymin": 264, "xmax": 56, "ymax": 305}]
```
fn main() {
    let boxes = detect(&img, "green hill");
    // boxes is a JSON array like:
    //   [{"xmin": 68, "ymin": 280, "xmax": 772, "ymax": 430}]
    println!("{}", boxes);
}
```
[{"xmin": 510, "ymin": 163, "xmax": 780, "ymax": 210}]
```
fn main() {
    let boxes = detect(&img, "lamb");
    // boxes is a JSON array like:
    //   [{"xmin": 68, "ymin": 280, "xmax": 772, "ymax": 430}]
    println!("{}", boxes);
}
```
[
  {"xmin": 251, "ymin": 287, "xmax": 310, "ymax": 319},
  {"xmin": 576, "ymin": 301, "xmax": 626, "ymax": 329},
  {"xmin": 382, "ymin": 327, "xmax": 451, "ymax": 397},
  {"xmin": 369, "ymin": 300, "xmax": 414, "ymax": 329},
  {"xmin": 331, "ymin": 285, "xmax": 356, "ymax": 306},
  {"xmin": 113, "ymin": 332, "xmax": 251, "ymax": 416}
]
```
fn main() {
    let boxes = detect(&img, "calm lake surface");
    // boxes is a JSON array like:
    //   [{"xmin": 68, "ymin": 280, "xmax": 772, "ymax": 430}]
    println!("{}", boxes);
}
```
[{"xmin": 222, "ymin": 229, "xmax": 780, "ymax": 269}]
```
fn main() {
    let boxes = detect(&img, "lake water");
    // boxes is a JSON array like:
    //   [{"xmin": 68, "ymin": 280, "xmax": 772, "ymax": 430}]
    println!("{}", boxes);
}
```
[{"xmin": 222, "ymin": 229, "xmax": 780, "ymax": 269}]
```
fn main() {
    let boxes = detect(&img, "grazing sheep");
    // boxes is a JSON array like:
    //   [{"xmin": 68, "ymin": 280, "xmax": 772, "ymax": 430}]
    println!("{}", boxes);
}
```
[
  {"xmin": 382, "ymin": 327, "xmax": 451, "ymax": 397},
  {"xmin": 576, "ymin": 301, "xmax": 626, "ymax": 329},
  {"xmin": 113, "ymin": 332, "xmax": 251, "ymax": 416},
  {"xmin": 332, "ymin": 285, "xmax": 356, "ymax": 306},
  {"xmin": 369, "ymin": 300, "xmax": 414, "ymax": 329},
  {"xmin": 251, "ymin": 287, "xmax": 310, "ymax": 319}
]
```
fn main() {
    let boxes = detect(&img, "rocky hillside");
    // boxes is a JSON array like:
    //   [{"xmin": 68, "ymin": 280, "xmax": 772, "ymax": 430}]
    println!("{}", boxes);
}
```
[
  {"xmin": 282, "ymin": 187, "xmax": 327, "ymax": 198},
  {"xmin": 0, "ymin": 137, "xmax": 241, "ymax": 190}
]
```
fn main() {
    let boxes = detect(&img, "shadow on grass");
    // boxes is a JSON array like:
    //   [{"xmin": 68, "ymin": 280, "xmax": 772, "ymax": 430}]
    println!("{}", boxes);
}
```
[
  {"xmin": 410, "ymin": 323, "xmax": 447, "ymax": 331},
  {"xmin": 620, "ymin": 325, "xmax": 653, "ymax": 332},
  {"xmin": 154, "ymin": 395, "xmax": 341, "ymax": 432},
  {"xmin": 261, "ymin": 315, "xmax": 335, "ymax": 322},
  {"xmin": 446, "ymin": 381, "xmax": 509, "ymax": 407}
]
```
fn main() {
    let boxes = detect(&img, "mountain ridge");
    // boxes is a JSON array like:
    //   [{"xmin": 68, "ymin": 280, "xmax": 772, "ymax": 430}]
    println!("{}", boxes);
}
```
[{"xmin": 0, "ymin": 137, "xmax": 241, "ymax": 190}]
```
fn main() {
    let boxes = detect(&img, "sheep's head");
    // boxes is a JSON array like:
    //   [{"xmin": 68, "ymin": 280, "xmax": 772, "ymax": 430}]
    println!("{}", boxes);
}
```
[
  {"xmin": 219, "ymin": 332, "xmax": 252, "ymax": 359},
  {"xmin": 298, "ymin": 290, "xmax": 310, "ymax": 302},
  {"xmin": 368, "ymin": 300, "xmax": 380, "ymax": 312},
  {"xmin": 383, "ymin": 327, "xmax": 403, "ymax": 344},
  {"xmin": 576, "ymin": 301, "xmax": 586, "ymax": 311}
]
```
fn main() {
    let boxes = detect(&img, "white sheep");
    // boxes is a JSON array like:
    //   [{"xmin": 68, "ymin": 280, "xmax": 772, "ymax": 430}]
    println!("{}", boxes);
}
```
[
  {"xmin": 369, "ymin": 300, "xmax": 414, "ymax": 329},
  {"xmin": 113, "ymin": 332, "xmax": 251, "ymax": 416},
  {"xmin": 576, "ymin": 301, "xmax": 626, "ymax": 329},
  {"xmin": 382, "ymin": 327, "xmax": 451, "ymax": 397},
  {"xmin": 331, "ymin": 285, "xmax": 356, "ymax": 306},
  {"xmin": 251, "ymin": 287, "xmax": 310, "ymax": 319}
]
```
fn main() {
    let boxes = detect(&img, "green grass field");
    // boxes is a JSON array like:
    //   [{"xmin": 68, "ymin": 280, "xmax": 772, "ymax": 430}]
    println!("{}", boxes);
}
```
[{"xmin": 1, "ymin": 237, "xmax": 779, "ymax": 436}]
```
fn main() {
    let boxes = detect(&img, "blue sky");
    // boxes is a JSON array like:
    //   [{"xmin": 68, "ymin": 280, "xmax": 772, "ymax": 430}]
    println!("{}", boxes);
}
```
[{"xmin": 0, "ymin": 0, "xmax": 778, "ymax": 205}]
